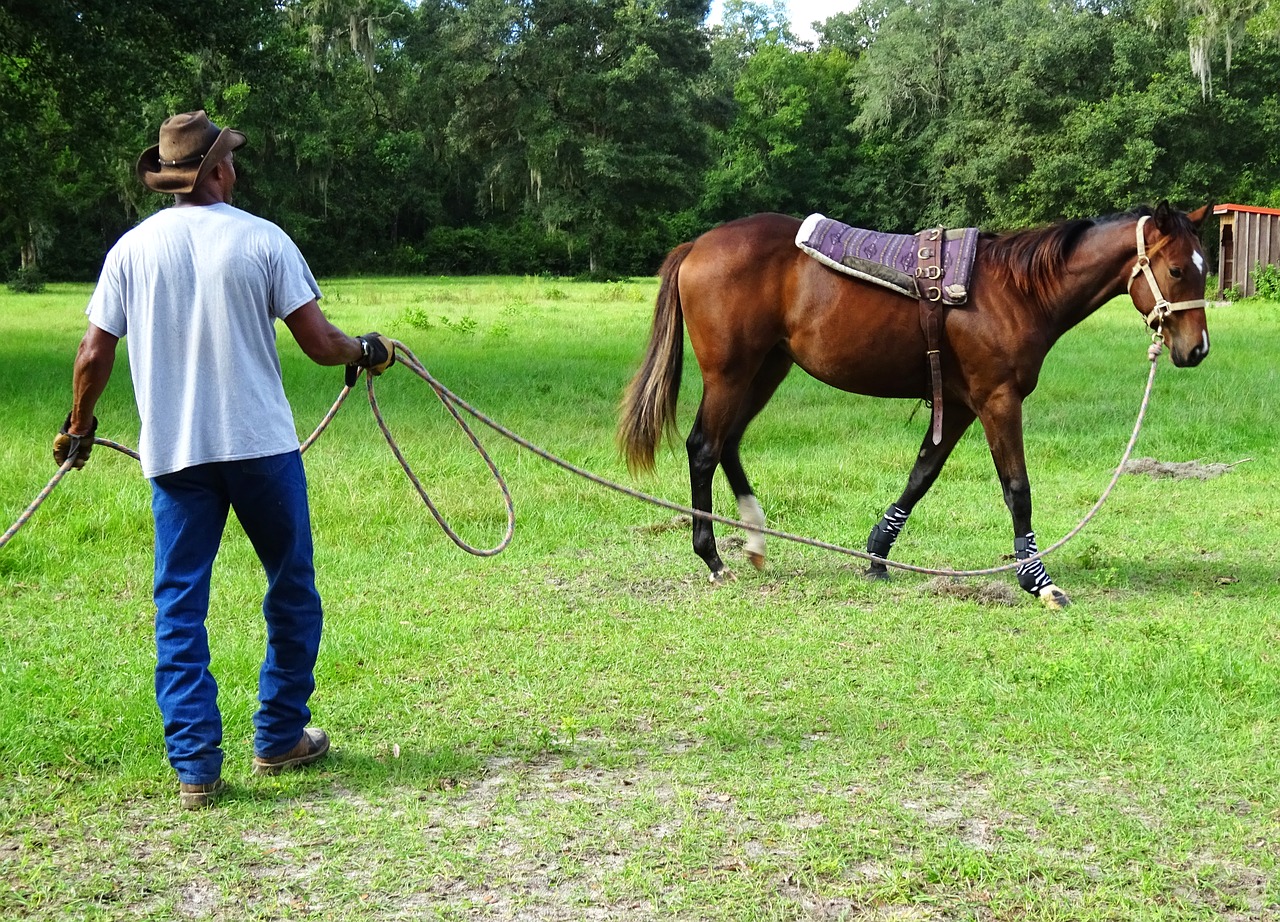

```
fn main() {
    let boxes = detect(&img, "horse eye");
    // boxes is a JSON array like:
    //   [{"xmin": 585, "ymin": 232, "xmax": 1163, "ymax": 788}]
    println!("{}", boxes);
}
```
[{"xmin": 1169, "ymin": 266, "xmax": 1183, "ymax": 279}]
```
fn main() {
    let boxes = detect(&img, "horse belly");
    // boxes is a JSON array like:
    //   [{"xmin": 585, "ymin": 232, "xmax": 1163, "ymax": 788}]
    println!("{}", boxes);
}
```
[
  {"xmin": 784, "ymin": 282, "xmax": 929, "ymax": 399},
  {"xmin": 792, "ymin": 345, "xmax": 929, "ymax": 399}
]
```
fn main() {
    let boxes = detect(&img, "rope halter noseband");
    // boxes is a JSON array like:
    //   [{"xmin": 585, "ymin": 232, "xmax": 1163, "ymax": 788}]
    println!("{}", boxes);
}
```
[{"xmin": 1129, "ymin": 214, "xmax": 1207, "ymax": 332}]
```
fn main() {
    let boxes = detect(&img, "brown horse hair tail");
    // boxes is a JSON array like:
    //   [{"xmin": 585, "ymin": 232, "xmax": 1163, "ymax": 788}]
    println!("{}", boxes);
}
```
[{"xmin": 618, "ymin": 242, "xmax": 693, "ymax": 475}]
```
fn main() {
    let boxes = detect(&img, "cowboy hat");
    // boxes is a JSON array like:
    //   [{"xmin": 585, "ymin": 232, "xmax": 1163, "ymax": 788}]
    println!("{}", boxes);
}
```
[{"xmin": 136, "ymin": 110, "xmax": 247, "ymax": 194}]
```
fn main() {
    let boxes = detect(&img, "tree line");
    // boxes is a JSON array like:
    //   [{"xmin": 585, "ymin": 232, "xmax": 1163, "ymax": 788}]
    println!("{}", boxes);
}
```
[{"xmin": 3, "ymin": 0, "xmax": 1277, "ymax": 282}]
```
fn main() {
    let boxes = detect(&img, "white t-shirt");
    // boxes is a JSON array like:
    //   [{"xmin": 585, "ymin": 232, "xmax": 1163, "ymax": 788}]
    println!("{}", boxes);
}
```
[{"xmin": 87, "ymin": 203, "xmax": 322, "ymax": 478}]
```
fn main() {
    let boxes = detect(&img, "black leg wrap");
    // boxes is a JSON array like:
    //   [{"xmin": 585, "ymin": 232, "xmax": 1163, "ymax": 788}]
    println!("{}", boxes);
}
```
[
  {"xmin": 867, "ymin": 503, "xmax": 909, "ymax": 559},
  {"xmin": 1014, "ymin": 532, "xmax": 1053, "ymax": 595}
]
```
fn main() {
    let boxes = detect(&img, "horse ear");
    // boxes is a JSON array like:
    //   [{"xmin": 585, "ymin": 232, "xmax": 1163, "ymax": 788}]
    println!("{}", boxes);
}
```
[
  {"xmin": 1186, "ymin": 203, "xmax": 1213, "ymax": 231},
  {"xmin": 1154, "ymin": 200, "xmax": 1173, "ymax": 230}
]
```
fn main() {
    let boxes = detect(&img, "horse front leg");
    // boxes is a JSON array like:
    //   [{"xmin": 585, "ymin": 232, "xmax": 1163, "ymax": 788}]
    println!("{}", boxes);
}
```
[
  {"xmin": 978, "ymin": 393, "xmax": 1070, "ymax": 609},
  {"xmin": 867, "ymin": 405, "xmax": 976, "ymax": 580}
]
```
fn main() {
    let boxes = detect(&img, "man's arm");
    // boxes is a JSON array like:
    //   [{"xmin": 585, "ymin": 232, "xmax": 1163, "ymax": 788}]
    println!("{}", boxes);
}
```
[
  {"xmin": 53, "ymin": 323, "xmax": 118, "ymax": 468},
  {"xmin": 281, "ymin": 300, "xmax": 363, "ymax": 366},
  {"xmin": 282, "ymin": 300, "xmax": 395, "ymax": 384},
  {"xmin": 70, "ymin": 323, "xmax": 118, "ymax": 432}
]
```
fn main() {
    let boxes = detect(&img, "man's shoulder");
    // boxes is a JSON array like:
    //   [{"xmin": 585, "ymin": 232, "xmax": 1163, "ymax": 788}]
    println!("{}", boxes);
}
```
[
  {"xmin": 214, "ymin": 205, "xmax": 297, "ymax": 245},
  {"xmin": 103, "ymin": 213, "xmax": 165, "ymax": 262},
  {"xmin": 131, "ymin": 203, "xmax": 286, "ymax": 234},
  {"xmin": 217, "ymin": 203, "xmax": 276, "ymax": 226}
]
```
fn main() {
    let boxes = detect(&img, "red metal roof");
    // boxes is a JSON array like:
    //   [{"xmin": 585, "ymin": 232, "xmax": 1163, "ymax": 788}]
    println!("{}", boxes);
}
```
[{"xmin": 1213, "ymin": 203, "xmax": 1280, "ymax": 217}]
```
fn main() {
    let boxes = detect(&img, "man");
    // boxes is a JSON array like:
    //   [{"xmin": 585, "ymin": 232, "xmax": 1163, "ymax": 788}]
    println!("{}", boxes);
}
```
[{"xmin": 54, "ymin": 110, "xmax": 394, "ymax": 809}]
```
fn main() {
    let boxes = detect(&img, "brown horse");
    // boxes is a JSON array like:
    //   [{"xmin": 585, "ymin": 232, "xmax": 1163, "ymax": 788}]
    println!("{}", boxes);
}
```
[{"xmin": 619, "ymin": 203, "xmax": 1211, "ymax": 608}]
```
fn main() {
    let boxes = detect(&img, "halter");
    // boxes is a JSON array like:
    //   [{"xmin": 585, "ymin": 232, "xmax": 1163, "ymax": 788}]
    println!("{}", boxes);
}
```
[{"xmin": 1129, "ymin": 214, "xmax": 1207, "ymax": 331}]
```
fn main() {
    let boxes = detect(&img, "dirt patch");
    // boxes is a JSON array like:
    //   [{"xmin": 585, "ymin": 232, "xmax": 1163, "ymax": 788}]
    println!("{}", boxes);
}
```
[
  {"xmin": 631, "ymin": 515, "xmax": 690, "ymax": 535},
  {"xmin": 922, "ymin": 577, "xmax": 1020, "ymax": 606},
  {"xmin": 1121, "ymin": 457, "xmax": 1249, "ymax": 480},
  {"xmin": 1176, "ymin": 853, "xmax": 1273, "ymax": 920}
]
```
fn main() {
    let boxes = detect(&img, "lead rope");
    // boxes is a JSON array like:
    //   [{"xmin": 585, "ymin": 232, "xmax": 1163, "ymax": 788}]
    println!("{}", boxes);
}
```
[
  {"xmin": 367, "ymin": 344, "xmax": 514, "ymax": 556},
  {"xmin": 3, "ymin": 335, "xmax": 1161, "ymax": 575},
  {"xmin": 391, "ymin": 337, "xmax": 1164, "ymax": 577}
]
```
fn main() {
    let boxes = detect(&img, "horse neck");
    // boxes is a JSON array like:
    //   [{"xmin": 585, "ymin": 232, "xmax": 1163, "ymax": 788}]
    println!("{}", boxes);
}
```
[{"xmin": 1044, "ymin": 216, "xmax": 1139, "ymax": 335}]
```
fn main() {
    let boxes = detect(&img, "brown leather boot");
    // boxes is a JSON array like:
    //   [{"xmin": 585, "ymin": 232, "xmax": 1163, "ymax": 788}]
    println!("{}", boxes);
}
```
[
  {"xmin": 252, "ymin": 728, "xmax": 330, "ymax": 775},
  {"xmin": 179, "ymin": 778, "xmax": 227, "ymax": 810}
]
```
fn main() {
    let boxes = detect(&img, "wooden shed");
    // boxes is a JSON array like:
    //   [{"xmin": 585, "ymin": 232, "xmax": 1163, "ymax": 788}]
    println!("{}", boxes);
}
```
[{"xmin": 1214, "ymin": 203, "xmax": 1280, "ymax": 298}]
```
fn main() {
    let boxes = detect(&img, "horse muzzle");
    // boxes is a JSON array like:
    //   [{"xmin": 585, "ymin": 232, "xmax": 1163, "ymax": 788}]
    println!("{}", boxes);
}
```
[{"xmin": 1168, "ymin": 326, "xmax": 1210, "ymax": 367}]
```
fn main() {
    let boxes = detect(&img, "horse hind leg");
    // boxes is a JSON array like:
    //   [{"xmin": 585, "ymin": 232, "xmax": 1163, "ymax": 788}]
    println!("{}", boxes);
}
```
[
  {"xmin": 719, "ymin": 351, "xmax": 793, "ymax": 571},
  {"xmin": 687, "ymin": 352, "xmax": 792, "ymax": 582},
  {"xmin": 687, "ymin": 403, "xmax": 732, "ymax": 582},
  {"xmin": 721, "ymin": 436, "xmax": 768, "ymax": 572}
]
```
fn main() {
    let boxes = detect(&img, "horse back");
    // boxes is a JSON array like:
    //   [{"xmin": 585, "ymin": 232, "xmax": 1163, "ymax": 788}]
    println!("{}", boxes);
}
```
[{"xmin": 679, "ymin": 213, "xmax": 933, "ymax": 398}]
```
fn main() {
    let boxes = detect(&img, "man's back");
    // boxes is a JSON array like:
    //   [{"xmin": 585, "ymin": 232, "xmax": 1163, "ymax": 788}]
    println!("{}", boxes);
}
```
[{"xmin": 87, "ymin": 203, "xmax": 321, "ymax": 477}]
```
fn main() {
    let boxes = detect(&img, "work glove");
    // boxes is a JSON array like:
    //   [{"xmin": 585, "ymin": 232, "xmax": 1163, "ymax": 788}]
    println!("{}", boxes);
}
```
[
  {"xmin": 345, "ymin": 332, "xmax": 396, "ymax": 387},
  {"xmin": 53, "ymin": 414, "xmax": 98, "ymax": 470}
]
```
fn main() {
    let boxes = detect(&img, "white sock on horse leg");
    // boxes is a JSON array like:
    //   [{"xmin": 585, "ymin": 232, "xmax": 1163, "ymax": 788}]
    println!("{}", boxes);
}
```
[{"xmin": 737, "ymin": 494, "xmax": 766, "ymax": 559}]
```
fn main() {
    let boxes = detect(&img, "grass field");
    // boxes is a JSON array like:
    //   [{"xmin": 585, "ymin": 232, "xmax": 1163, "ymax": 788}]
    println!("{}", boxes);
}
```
[{"xmin": 1, "ymin": 277, "xmax": 1277, "ymax": 921}]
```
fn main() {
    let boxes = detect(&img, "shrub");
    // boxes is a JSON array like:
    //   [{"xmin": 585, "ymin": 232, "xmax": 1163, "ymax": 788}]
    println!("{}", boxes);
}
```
[
  {"xmin": 6, "ymin": 266, "xmax": 46, "ymax": 293},
  {"xmin": 1253, "ymin": 263, "xmax": 1280, "ymax": 301},
  {"xmin": 602, "ymin": 282, "xmax": 647, "ymax": 302},
  {"xmin": 438, "ymin": 314, "xmax": 478, "ymax": 335},
  {"xmin": 401, "ymin": 305, "xmax": 433, "ymax": 330}
]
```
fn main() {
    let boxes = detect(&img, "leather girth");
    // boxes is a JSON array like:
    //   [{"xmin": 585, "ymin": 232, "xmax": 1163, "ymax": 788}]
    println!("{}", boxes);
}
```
[{"xmin": 915, "ymin": 227, "xmax": 946, "ymax": 446}]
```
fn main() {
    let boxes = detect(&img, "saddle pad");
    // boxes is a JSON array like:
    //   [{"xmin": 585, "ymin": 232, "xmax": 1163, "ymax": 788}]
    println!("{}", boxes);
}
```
[{"xmin": 795, "ymin": 214, "xmax": 980, "ymax": 305}]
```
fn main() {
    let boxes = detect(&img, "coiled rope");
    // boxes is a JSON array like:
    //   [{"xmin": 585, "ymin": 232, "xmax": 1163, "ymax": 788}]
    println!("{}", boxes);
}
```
[{"xmin": 3, "ymin": 335, "xmax": 1165, "ymax": 577}]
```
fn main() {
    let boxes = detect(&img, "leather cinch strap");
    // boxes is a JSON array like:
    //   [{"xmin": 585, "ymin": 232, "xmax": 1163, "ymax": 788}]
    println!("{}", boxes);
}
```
[{"xmin": 916, "ymin": 226, "xmax": 946, "ymax": 446}]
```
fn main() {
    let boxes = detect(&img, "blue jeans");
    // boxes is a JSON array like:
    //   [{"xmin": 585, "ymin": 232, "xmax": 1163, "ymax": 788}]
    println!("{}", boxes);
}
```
[{"xmin": 150, "ymin": 451, "xmax": 323, "ymax": 784}]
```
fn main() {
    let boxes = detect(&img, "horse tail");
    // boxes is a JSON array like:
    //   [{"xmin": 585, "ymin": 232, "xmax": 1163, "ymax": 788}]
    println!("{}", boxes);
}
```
[{"xmin": 619, "ymin": 242, "xmax": 694, "ymax": 475}]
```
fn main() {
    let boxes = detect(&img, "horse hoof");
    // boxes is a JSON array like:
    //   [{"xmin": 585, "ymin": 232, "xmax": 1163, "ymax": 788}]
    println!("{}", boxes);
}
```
[
  {"xmin": 747, "ymin": 552, "xmax": 766, "ymax": 571},
  {"xmin": 1039, "ymin": 585, "xmax": 1071, "ymax": 609},
  {"xmin": 709, "ymin": 569, "xmax": 736, "ymax": 585},
  {"xmin": 866, "ymin": 566, "xmax": 890, "ymax": 582}
]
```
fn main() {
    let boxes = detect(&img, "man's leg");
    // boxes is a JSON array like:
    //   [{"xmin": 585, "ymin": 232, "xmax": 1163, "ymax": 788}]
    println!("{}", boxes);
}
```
[
  {"xmin": 226, "ymin": 451, "xmax": 324, "ymax": 759},
  {"xmin": 151, "ymin": 465, "xmax": 230, "ymax": 785}
]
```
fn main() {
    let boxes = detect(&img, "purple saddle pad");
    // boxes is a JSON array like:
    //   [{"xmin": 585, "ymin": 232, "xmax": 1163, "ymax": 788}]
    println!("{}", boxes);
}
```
[{"xmin": 795, "ymin": 214, "xmax": 980, "ymax": 306}]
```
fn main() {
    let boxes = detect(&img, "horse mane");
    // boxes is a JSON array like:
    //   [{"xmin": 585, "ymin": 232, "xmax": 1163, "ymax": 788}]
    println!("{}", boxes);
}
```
[{"xmin": 981, "ymin": 206, "xmax": 1158, "ymax": 312}]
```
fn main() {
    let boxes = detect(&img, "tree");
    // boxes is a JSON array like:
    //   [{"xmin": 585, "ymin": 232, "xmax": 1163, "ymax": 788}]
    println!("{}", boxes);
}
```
[
  {"xmin": 4, "ymin": 0, "xmax": 1278, "ymax": 279},
  {"xmin": 444, "ymin": 0, "xmax": 713, "ymax": 273},
  {"xmin": 227, "ymin": 0, "xmax": 460, "ymax": 272},
  {"xmin": 833, "ymin": 0, "xmax": 1253, "ymax": 230},
  {"xmin": 1142, "ymin": 0, "xmax": 1280, "ymax": 95},
  {"xmin": 0, "ymin": 1, "xmax": 276, "ymax": 276},
  {"xmin": 701, "ymin": 44, "xmax": 857, "ymax": 221}
]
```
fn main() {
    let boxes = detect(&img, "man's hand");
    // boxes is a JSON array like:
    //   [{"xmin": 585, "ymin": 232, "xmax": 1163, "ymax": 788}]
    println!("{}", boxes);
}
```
[
  {"xmin": 53, "ymin": 414, "xmax": 98, "ymax": 469},
  {"xmin": 344, "ymin": 333, "xmax": 396, "ymax": 387}
]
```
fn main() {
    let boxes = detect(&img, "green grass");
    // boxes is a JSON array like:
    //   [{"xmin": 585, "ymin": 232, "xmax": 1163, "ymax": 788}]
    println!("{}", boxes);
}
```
[{"xmin": 1, "ymin": 279, "xmax": 1277, "ymax": 920}]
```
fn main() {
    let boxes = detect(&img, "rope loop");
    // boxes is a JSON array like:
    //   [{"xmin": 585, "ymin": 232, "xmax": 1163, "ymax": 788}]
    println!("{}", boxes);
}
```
[{"xmin": 364, "ymin": 342, "xmax": 515, "ymax": 556}]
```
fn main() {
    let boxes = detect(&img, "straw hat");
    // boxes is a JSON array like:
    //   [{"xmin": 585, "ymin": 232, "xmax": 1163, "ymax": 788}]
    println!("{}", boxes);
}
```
[{"xmin": 135, "ymin": 110, "xmax": 246, "ymax": 194}]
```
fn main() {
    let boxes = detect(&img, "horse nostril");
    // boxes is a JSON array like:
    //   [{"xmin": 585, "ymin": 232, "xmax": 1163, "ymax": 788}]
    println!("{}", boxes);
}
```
[{"xmin": 1186, "ymin": 335, "xmax": 1210, "ymax": 365}]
